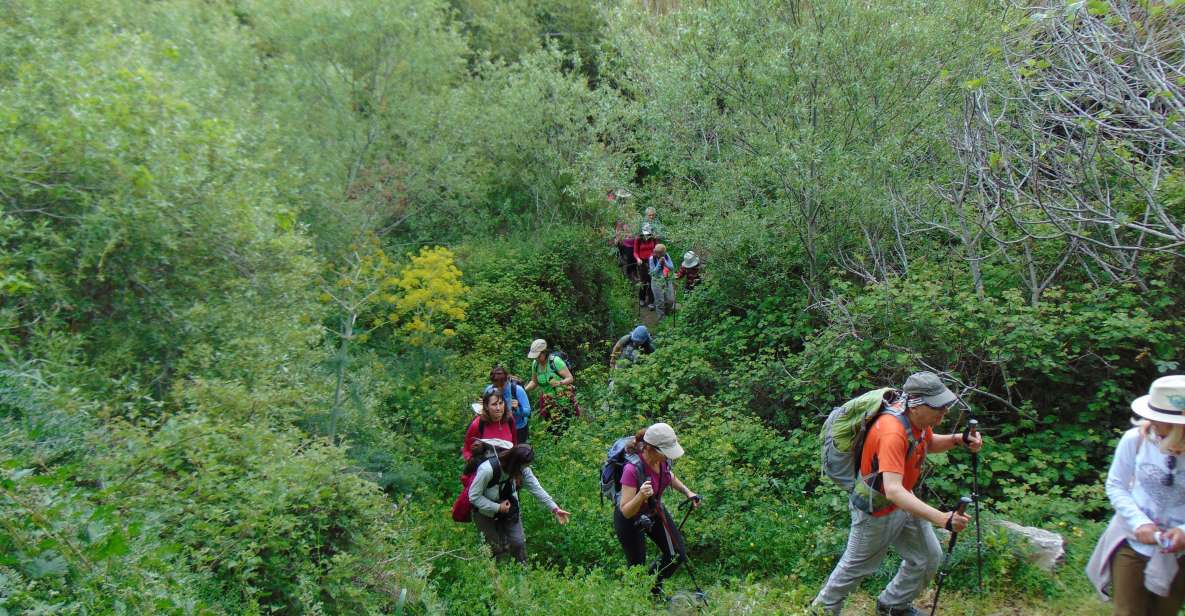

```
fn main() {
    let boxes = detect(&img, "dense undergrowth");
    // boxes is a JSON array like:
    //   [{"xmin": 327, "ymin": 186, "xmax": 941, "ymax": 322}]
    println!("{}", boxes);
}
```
[{"xmin": 2, "ymin": 0, "xmax": 1183, "ymax": 614}]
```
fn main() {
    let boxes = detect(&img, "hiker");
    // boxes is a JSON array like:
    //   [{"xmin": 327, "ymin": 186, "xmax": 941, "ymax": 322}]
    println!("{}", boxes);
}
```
[
  {"xmin": 638, "ymin": 206, "xmax": 666, "ymax": 241},
  {"xmin": 611, "ymin": 190, "xmax": 638, "ymax": 282},
  {"xmin": 466, "ymin": 441, "xmax": 570, "ymax": 563},
  {"xmin": 461, "ymin": 388, "xmax": 517, "ymax": 462},
  {"xmin": 615, "ymin": 423, "xmax": 700, "ymax": 596},
  {"xmin": 648, "ymin": 244, "xmax": 676, "ymax": 319},
  {"xmin": 675, "ymin": 251, "xmax": 701, "ymax": 292},
  {"xmin": 634, "ymin": 224, "xmax": 658, "ymax": 309},
  {"xmin": 487, "ymin": 365, "xmax": 532, "ymax": 443},
  {"xmin": 1087, "ymin": 375, "xmax": 1185, "ymax": 614},
  {"xmin": 812, "ymin": 371, "xmax": 983, "ymax": 616},
  {"xmin": 610, "ymin": 325, "xmax": 655, "ymax": 370},
  {"xmin": 523, "ymin": 338, "xmax": 579, "ymax": 423}
]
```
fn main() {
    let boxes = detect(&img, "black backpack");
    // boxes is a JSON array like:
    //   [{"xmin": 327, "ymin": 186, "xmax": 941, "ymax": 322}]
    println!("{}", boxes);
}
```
[{"xmin": 599, "ymin": 436, "xmax": 645, "ymax": 506}]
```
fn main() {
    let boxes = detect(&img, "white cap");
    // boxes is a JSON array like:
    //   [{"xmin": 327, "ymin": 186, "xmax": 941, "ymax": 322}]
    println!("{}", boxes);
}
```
[
  {"xmin": 527, "ymin": 339, "xmax": 547, "ymax": 359},
  {"xmin": 643, "ymin": 422, "xmax": 684, "ymax": 460}
]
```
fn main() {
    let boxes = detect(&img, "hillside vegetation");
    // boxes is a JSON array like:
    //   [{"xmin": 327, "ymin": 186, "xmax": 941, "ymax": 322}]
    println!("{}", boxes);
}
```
[{"xmin": 2, "ymin": 0, "xmax": 1182, "ymax": 614}]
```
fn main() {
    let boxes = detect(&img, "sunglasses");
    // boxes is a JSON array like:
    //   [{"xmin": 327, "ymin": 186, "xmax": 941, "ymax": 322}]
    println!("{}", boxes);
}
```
[{"xmin": 1165, "ymin": 455, "xmax": 1177, "ymax": 487}]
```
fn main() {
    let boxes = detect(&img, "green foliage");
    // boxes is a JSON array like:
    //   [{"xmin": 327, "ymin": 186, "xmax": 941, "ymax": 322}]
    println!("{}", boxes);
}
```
[
  {"xmin": 603, "ymin": 0, "xmax": 997, "ymax": 285},
  {"xmin": 449, "ymin": 0, "xmax": 607, "ymax": 77},
  {"xmin": 453, "ymin": 225, "xmax": 634, "ymax": 371},
  {"xmin": 0, "ymin": 0, "xmax": 326, "ymax": 411},
  {"xmin": 2, "ymin": 0, "xmax": 1175, "ymax": 613}
]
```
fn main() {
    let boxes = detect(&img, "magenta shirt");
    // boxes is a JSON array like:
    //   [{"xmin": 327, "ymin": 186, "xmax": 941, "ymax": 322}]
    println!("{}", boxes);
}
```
[{"xmin": 621, "ymin": 460, "xmax": 672, "ymax": 502}]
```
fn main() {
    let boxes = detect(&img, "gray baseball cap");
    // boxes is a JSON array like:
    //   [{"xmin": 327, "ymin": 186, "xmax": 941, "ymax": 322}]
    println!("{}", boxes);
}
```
[{"xmin": 903, "ymin": 371, "xmax": 957, "ymax": 409}]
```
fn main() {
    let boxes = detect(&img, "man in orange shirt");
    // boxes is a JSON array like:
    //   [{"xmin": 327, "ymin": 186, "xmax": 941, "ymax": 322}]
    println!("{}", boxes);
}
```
[{"xmin": 811, "ymin": 372, "xmax": 984, "ymax": 616}]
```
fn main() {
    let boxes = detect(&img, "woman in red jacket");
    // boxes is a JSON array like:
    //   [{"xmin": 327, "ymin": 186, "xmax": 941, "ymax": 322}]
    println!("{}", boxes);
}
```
[{"xmin": 461, "ymin": 389, "xmax": 518, "ymax": 461}]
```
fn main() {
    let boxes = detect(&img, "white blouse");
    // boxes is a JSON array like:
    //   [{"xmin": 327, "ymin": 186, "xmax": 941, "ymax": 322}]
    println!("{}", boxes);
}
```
[{"xmin": 1105, "ymin": 428, "xmax": 1185, "ymax": 557}]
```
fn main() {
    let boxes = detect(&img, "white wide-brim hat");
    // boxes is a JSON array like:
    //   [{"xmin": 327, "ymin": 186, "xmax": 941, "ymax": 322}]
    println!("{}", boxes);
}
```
[{"xmin": 1131, "ymin": 375, "xmax": 1185, "ymax": 424}]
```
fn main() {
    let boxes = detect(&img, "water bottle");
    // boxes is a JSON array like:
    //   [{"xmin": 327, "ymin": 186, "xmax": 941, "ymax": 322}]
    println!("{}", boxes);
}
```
[{"xmin": 1155, "ymin": 531, "xmax": 1173, "ymax": 550}]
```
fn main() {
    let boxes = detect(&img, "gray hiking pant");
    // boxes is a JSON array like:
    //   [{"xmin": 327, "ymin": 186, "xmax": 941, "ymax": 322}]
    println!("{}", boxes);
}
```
[
  {"xmin": 473, "ymin": 512, "xmax": 527, "ymax": 563},
  {"xmin": 812, "ymin": 506, "xmax": 942, "ymax": 613},
  {"xmin": 651, "ymin": 278, "xmax": 675, "ymax": 318}
]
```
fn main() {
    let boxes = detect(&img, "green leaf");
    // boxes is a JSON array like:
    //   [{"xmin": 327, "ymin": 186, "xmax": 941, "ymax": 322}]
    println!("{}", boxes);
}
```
[
  {"xmin": 94, "ymin": 528, "xmax": 129, "ymax": 560},
  {"xmin": 1087, "ymin": 0, "xmax": 1109, "ymax": 15},
  {"xmin": 24, "ymin": 552, "xmax": 68, "ymax": 579}
]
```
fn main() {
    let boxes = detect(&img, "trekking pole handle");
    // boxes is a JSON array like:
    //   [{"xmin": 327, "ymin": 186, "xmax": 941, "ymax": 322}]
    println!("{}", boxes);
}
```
[
  {"xmin": 680, "ymin": 494, "xmax": 703, "ymax": 509},
  {"xmin": 961, "ymin": 419, "xmax": 979, "ymax": 446},
  {"xmin": 945, "ymin": 496, "xmax": 972, "ymax": 533}
]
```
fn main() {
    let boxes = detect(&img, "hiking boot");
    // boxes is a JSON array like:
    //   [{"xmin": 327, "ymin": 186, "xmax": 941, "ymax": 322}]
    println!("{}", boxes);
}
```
[
  {"xmin": 639, "ymin": 299, "xmax": 646, "ymax": 306},
  {"xmin": 647, "ymin": 304, "xmax": 655, "ymax": 310},
  {"xmin": 875, "ymin": 600, "xmax": 923, "ymax": 616}
]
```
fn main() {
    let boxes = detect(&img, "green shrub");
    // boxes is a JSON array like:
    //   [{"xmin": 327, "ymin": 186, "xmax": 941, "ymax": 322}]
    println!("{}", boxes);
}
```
[{"xmin": 452, "ymin": 225, "xmax": 634, "ymax": 372}]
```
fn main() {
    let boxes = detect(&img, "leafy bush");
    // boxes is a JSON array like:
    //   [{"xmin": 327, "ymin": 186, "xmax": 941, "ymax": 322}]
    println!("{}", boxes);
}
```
[{"xmin": 452, "ymin": 225, "xmax": 634, "ymax": 371}]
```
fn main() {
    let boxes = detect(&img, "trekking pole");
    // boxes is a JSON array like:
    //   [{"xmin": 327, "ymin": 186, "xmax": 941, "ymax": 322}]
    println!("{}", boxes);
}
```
[
  {"xmin": 676, "ymin": 494, "xmax": 702, "ymax": 531},
  {"xmin": 962, "ymin": 419, "xmax": 983, "ymax": 593},
  {"xmin": 673, "ymin": 496, "xmax": 707, "ymax": 606},
  {"xmin": 930, "ymin": 496, "xmax": 972, "ymax": 616}
]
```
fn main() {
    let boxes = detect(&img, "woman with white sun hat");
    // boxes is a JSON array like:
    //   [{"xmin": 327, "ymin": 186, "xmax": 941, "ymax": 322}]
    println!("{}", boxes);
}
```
[{"xmin": 1088, "ymin": 375, "xmax": 1185, "ymax": 615}]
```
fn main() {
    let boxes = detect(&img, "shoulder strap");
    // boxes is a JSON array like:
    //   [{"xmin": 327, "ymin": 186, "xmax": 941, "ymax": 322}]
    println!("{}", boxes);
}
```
[
  {"xmin": 550, "ymin": 355, "xmax": 563, "ymax": 374},
  {"xmin": 632, "ymin": 458, "xmax": 647, "ymax": 482},
  {"xmin": 487, "ymin": 456, "xmax": 503, "ymax": 485},
  {"xmin": 631, "ymin": 459, "xmax": 650, "ymax": 505},
  {"xmin": 890, "ymin": 411, "xmax": 920, "ymax": 458}
]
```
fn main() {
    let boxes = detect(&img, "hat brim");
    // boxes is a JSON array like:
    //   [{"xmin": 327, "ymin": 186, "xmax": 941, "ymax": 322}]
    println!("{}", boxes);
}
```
[
  {"xmin": 527, "ymin": 350, "xmax": 542, "ymax": 359},
  {"xmin": 1132, "ymin": 395, "xmax": 1185, "ymax": 425},
  {"xmin": 476, "ymin": 438, "xmax": 514, "ymax": 450},
  {"xmin": 921, "ymin": 389, "xmax": 957, "ymax": 409},
  {"xmin": 657, "ymin": 441, "xmax": 684, "ymax": 461},
  {"xmin": 682, "ymin": 258, "xmax": 699, "ymax": 268}
]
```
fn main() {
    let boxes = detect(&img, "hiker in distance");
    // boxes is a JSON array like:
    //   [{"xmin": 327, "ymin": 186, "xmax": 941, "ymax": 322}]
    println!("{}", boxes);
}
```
[
  {"xmin": 648, "ymin": 244, "xmax": 676, "ymax": 320},
  {"xmin": 486, "ymin": 364, "xmax": 532, "ymax": 443},
  {"xmin": 524, "ymin": 338, "xmax": 579, "ymax": 423},
  {"xmin": 634, "ymin": 224, "xmax": 658, "ymax": 309},
  {"xmin": 614, "ymin": 423, "xmax": 701, "ymax": 597},
  {"xmin": 1087, "ymin": 375, "xmax": 1185, "ymax": 615},
  {"xmin": 638, "ymin": 205, "xmax": 666, "ymax": 241},
  {"xmin": 466, "ymin": 440, "xmax": 570, "ymax": 563},
  {"xmin": 675, "ymin": 250, "xmax": 701, "ymax": 292},
  {"xmin": 461, "ymin": 388, "xmax": 517, "ymax": 461},
  {"xmin": 610, "ymin": 325, "xmax": 655, "ymax": 370},
  {"xmin": 813, "ymin": 371, "xmax": 983, "ymax": 616}
]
